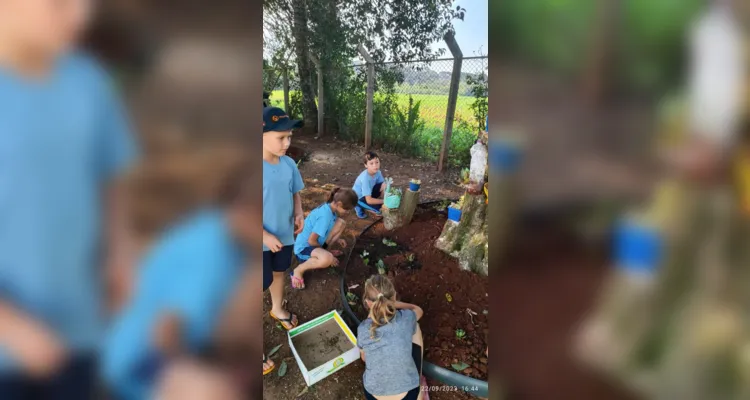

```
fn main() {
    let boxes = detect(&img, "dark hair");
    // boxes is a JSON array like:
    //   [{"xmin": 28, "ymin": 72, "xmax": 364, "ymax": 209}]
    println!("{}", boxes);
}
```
[
  {"xmin": 364, "ymin": 151, "xmax": 379, "ymax": 164},
  {"xmin": 327, "ymin": 187, "xmax": 358, "ymax": 209}
]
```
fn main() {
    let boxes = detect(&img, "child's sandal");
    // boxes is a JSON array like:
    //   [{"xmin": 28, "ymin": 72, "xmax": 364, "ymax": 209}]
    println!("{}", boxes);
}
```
[
  {"xmin": 269, "ymin": 311, "xmax": 299, "ymax": 330},
  {"xmin": 289, "ymin": 272, "xmax": 305, "ymax": 289},
  {"xmin": 263, "ymin": 354, "xmax": 275, "ymax": 376}
]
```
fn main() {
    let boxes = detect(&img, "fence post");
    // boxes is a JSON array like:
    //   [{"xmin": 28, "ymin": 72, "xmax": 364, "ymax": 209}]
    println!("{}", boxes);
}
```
[
  {"xmin": 358, "ymin": 45, "xmax": 374, "ymax": 151},
  {"xmin": 438, "ymin": 31, "xmax": 463, "ymax": 172},
  {"xmin": 309, "ymin": 52, "xmax": 324, "ymax": 135},
  {"xmin": 282, "ymin": 67, "xmax": 290, "ymax": 115}
]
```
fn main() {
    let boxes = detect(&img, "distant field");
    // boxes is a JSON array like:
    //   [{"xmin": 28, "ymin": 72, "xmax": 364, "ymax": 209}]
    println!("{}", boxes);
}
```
[{"xmin": 269, "ymin": 90, "xmax": 476, "ymax": 129}]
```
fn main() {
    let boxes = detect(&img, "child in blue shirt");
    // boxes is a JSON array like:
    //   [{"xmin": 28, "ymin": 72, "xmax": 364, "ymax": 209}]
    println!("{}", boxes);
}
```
[
  {"xmin": 262, "ymin": 106, "xmax": 304, "ymax": 373},
  {"xmin": 102, "ymin": 161, "xmax": 259, "ymax": 400},
  {"xmin": 0, "ymin": 0, "xmax": 137, "ymax": 397},
  {"xmin": 290, "ymin": 188, "xmax": 358, "ymax": 289},
  {"xmin": 353, "ymin": 151, "xmax": 386, "ymax": 219}
]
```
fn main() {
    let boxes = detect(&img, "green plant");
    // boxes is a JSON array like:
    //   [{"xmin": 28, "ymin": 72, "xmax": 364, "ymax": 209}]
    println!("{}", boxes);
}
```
[
  {"xmin": 406, "ymin": 253, "xmax": 415, "ymax": 263},
  {"xmin": 376, "ymin": 259, "xmax": 387, "ymax": 275},
  {"xmin": 434, "ymin": 200, "xmax": 451, "ymax": 211},
  {"xmin": 460, "ymin": 168, "xmax": 470, "ymax": 184},
  {"xmin": 387, "ymin": 186, "xmax": 402, "ymax": 197},
  {"xmin": 382, "ymin": 238, "xmax": 397, "ymax": 247},
  {"xmin": 455, "ymin": 329, "xmax": 466, "ymax": 340},
  {"xmin": 410, "ymin": 179, "xmax": 421, "ymax": 184},
  {"xmin": 361, "ymin": 250, "xmax": 370, "ymax": 266},
  {"xmin": 466, "ymin": 72, "xmax": 488, "ymax": 132},
  {"xmin": 346, "ymin": 292, "xmax": 359, "ymax": 306}
]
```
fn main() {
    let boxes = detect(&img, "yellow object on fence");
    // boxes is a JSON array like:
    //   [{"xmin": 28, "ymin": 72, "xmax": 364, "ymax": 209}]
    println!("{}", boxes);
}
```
[{"xmin": 484, "ymin": 183, "xmax": 488, "ymax": 204}]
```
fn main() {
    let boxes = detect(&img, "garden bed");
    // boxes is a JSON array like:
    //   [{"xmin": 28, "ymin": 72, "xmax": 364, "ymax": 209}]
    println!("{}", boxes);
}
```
[{"xmin": 343, "ymin": 205, "xmax": 490, "ymax": 381}]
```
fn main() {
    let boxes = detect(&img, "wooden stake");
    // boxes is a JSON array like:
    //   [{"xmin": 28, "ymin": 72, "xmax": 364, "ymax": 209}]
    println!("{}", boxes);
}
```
[{"xmin": 438, "ymin": 31, "xmax": 463, "ymax": 172}]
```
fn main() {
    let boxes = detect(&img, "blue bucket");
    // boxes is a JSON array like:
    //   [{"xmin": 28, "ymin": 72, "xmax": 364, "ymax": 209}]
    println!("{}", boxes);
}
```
[
  {"xmin": 491, "ymin": 141, "xmax": 522, "ymax": 173},
  {"xmin": 409, "ymin": 182, "xmax": 421, "ymax": 192},
  {"xmin": 447, "ymin": 206, "xmax": 462, "ymax": 222},
  {"xmin": 613, "ymin": 219, "xmax": 663, "ymax": 275}
]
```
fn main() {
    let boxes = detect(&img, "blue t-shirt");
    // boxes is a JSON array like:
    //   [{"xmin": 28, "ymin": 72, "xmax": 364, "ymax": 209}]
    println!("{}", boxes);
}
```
[
  {"xmin": 357, "ymin": 309, "xmax": 420, "ymax": 396},
  {"xmin": 263, "ymin": 156, "xmax": 304, "ymax": 250},
  {"xmin": 102, "ymin": 210, "xmax": 245, "ymax": 400},
  {"xmin": 0, "ymin": 52, "xmax": 137, "ymax": 371},
  {"xmin": 294, "ymin": 204, "xmax": 337, "ymax": 257},
  {"xmin": 352, "ymin": 170, "xmax": 384, "ymax": 199}
]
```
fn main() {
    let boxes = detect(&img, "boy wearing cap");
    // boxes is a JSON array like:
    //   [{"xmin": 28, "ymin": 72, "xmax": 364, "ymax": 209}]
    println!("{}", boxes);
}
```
[{"xmin": 262, "ymin": 107, "xmax": 304, "ymax": 375}]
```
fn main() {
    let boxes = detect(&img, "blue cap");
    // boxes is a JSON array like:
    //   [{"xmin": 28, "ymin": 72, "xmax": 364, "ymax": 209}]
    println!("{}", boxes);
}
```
[{"xmin": 263, "ymin": 107, "xmax": 302, "ymax": 132}]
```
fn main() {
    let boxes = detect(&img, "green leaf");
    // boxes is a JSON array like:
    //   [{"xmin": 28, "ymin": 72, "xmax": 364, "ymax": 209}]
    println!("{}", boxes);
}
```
[
  {"xmin": 267, "ymin": 344, "xmax": 283, "ymax": 358},
  {"xmin": 296, "ymin": 386, "xmax": 309, "ymax": 398},
  {"xmin": 451, "ymin": 362, "xmax": 469, "ymax": 372},
  {"xmin": 278, "ymin": 360, "xmax": 288, "ymax": 377}
]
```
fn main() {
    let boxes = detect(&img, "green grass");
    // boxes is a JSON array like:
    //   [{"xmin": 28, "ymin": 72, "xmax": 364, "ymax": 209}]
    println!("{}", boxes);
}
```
[{"xmin": 269, "ymin": 90, "xmax": 477, "ymax": 129}]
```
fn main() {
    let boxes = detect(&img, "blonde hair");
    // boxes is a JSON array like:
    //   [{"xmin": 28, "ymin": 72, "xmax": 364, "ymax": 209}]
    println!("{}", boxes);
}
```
[{"xmin": 364, "ymin": 275, "xmax": 397, "ymax": 340}]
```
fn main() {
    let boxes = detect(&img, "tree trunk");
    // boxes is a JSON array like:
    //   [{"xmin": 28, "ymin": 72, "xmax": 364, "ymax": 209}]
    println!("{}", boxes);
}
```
[
  {"xmin": 291, "ymin": 0, "xmax": 317, "ymax": 134},
  {"xmin": 582, "ymin": 0, "xmax": 622, "ymax": 106}
]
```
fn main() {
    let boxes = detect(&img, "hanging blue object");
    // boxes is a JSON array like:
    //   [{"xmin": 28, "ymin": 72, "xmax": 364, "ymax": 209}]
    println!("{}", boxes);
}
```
[
  {"xmin": 491, "ymin": 140, "xmax": 522, "ymax": 173},
  {"xmin": 613, "ymin": 218, "xmax": 663, "ymax": 275}
]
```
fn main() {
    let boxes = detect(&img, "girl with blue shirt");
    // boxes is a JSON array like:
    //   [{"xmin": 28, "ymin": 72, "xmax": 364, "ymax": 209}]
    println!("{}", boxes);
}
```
[
  {"xmin": 353, "ymin": 152, "xmax": 386, "ymax": 219},
  {"xmin": 357, "ymin": 275, "xmax": 425, "ymax": 400},
  {"xmin": 290, "ymin": 188, "xmax": 358, "ymax": 289}
]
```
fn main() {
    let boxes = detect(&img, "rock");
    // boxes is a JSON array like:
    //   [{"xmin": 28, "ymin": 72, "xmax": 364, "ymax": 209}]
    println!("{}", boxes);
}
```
[
  {"xmin": 464, "ymin": 368, "xmax": 474, "ymax": 375},
  {"xmin": 480, "ymin": 357, "xmax": 488, "ymax": 364},
  {"xmin": 478, "ymin": 364, "xmax": 487, "ymax": 374}
]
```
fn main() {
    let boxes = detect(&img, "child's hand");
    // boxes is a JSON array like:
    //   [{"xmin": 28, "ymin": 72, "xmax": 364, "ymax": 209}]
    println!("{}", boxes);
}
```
[
  {"xmin": 1, "ymin": 312, "xmax": 67, "ymax": 378},
  {"xmin": 263, "ymin": 232, "xmax": 283, "ymax": 252},
  {"xmin": 337, "ymin": 239, "xmax": 347, "ymax": 248},
  {"xmin": 294, "ymin": 214, "xmax": 304, "ymax": 234},
  {"xmin": 154, "ymin": 314, "xmax": 183, "ymax": 357}
]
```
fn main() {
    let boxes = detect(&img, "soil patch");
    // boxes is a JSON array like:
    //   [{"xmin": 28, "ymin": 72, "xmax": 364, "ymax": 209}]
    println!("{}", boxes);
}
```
[
  {"xmin": 345, "ymin": 206, "xmax": 490, "ymax": 382},
  {"xmin": 292, "ymin": 319, "xmax": 355, "ymax": 371},
  {"xmin": 489, "ymin": 217, "xmax": 641, "ymax": 400}
]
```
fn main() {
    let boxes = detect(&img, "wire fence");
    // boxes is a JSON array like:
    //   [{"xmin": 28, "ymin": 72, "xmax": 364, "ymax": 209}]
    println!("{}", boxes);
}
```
[{"xmin": 263, "ymin": 56, "xmax": 488, "ymax": 167}]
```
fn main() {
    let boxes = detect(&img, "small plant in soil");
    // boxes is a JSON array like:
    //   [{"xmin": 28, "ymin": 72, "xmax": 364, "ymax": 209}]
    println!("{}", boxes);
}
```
[
  {"xmin": 410, "ymin": 178, "xmax": 421, "ymax": 184},
  {"xmin": 455, "ymin": 329, "xmax": 466, "ymax": 340},
  {"xmin": 460, "ymin": 168, "xmax": 470, "ymax": 184},
  {"xmin": 445, "ymin": 293, "xmax": 453, "ymax": 302},
  {"xmin": 434, "ymin": 200, "xmax": 451, "ymax": 212},
  {"xmin": 346, "ymin": 292, "xmax": 359, "ymax": 306},
  {"xmin": 376, "ymin": 259, "xmax": 387, "ymax": 275},
  {"xmin": 382, "ymin": 238, "xmax": 397, "ymax": 247},
  {"xmin": 406, "ymin": 253, "xmax": 415, "ymax": 262},
  {"xmin": 360, "ymin": 250, "xmax": 370, "ymax": 266}
]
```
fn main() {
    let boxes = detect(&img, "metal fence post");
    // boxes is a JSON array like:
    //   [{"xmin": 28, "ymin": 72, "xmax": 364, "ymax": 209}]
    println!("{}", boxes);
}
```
[
  {"xmin": 309, "ymin": 52, "xmax": 324, "ymax": 135},
  {"xmin": 438, "ymin": 31, "xmax": 463, "ymax": 172},
  {"xmin": 358, "ymin": 45, "xmax": 374, "ymax": 151},
  {"xmin": 282, "ymin": 67, "xmax": 290, "ymax": 115}
]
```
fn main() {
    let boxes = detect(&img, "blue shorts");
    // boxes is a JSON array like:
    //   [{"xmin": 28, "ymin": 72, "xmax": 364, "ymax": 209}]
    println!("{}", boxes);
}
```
[
  {"xmin": 263, "ymin": 245, "xmax": 294, "ymax": 291},
  {"xmin": 295, "ymin": 243, "xmax": 328, "ymax": 261}
]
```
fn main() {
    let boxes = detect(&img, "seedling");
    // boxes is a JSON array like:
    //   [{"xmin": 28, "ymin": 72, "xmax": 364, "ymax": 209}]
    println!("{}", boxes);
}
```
[
  {"xmin": 460, "ymin": 168, "xmax": 470, "ymax": 184},
  {"xmin": 406, "ymin": 253, "xmax": 415, "ymax": 263},
  {"xmin": 360, "ymin": 250, "xmax": 370, "ymax": 266},
  {"xmin": 434, "ymin": 200, "xmax": 451, "ymax": 211},
  {"xmin": 376, "ymin": 259, "xmax": 386, "ymax": 275},
  {"xmin": 382, "ymin": 238, "xmax": 397, "ymax": 247},
  {"xmin": 445, "ymin": 293, "xmax": 453, "ymax": 302},
  {"xmin": 346, "ymin": 292, "xmax": 359, "ymax": 306},
  {"xmin": 455, "ymin": 329, "xmax": 466, "ymax": 340},
  {"xmin": 410, "ymin": 178, "xmax": 421, "ymax": 184},
  {"xmin": 451, "ymin": 362, "xmax": 470, "ymax": 372}
]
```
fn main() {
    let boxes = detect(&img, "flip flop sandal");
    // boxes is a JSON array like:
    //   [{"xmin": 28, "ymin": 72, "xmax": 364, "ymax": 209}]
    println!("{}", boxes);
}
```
[
  {"xmin": 263, "ymin": 354, "xmax": 275, "ymax": 376},
  {"xmin": 269, "ymin": 311, "xmax": 299, "ymax": 330},
  {"xmin": 289, "ymin": 272, "xmax": 305, "ymax": 289}
]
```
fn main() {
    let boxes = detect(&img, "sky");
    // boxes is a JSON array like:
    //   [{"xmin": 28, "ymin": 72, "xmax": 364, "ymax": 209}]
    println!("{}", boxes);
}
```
[{"xmin": 432, "ymin": 0, "xmax": 489, "ymax": 58}]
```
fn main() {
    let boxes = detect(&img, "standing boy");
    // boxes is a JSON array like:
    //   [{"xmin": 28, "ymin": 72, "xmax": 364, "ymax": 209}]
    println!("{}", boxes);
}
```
[
  {"xmin": 262, "ymin": 107, "xmax": 303, "ymax": 374},
  {"xmin": 0, "ymin": 0, "xmax": 137, "ymax": 398}
]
